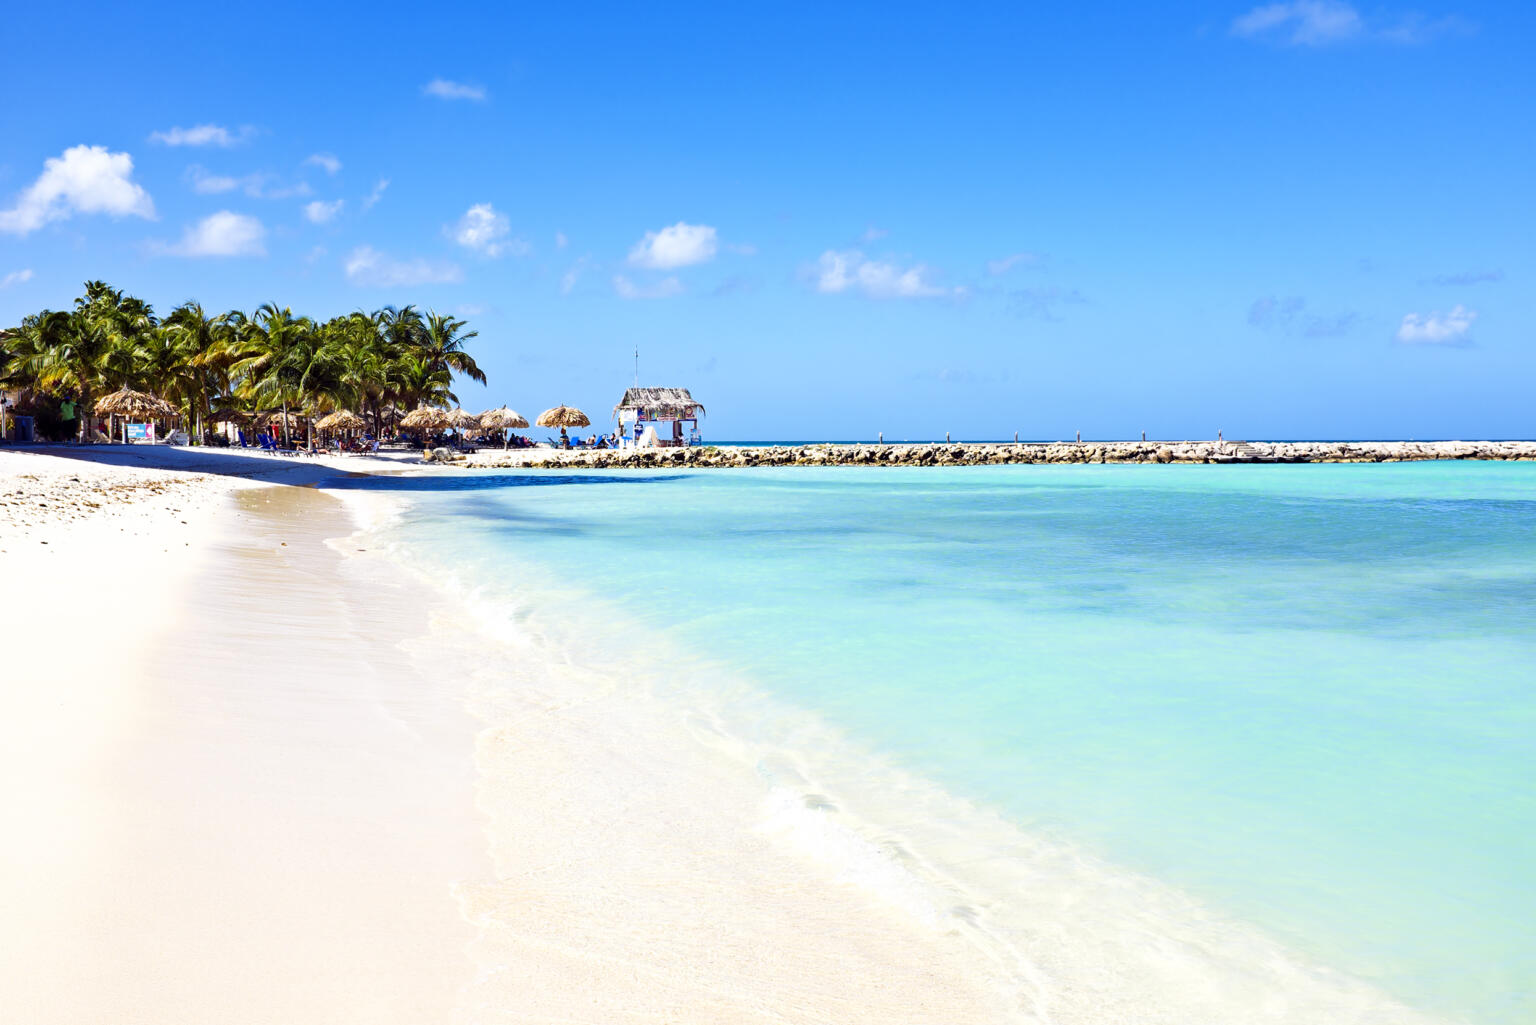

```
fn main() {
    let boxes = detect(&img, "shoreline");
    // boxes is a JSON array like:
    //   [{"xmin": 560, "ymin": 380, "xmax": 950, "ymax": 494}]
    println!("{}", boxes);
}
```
[
  {"xmin": 0, "ymin": 446, "xmax": 1489, "ymax": 1022},
  {"xmin": 1, "ymin": 448, "xmax": 1021, "ymax": 1023}
]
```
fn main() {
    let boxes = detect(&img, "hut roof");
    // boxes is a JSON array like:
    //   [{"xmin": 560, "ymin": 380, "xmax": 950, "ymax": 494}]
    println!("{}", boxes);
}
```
[
  {"xmin": 612, "ymin": 387, "xmax": 705, "ymax": 419},
  {"xmin": 95, "ymin": 388, "xmax": 175, "ymax": 417}
]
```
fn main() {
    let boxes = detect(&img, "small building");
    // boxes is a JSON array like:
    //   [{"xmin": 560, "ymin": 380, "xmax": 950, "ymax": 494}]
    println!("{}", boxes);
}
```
[{"xmin": 613, "ymin": 387, "xmax": 706, "ymax": 447}]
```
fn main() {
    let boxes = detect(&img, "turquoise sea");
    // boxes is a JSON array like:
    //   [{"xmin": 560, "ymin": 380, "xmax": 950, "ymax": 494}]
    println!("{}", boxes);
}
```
[{"xmin": 346, "ymin": 463, "xmax": 1535, "ymax": 1023}]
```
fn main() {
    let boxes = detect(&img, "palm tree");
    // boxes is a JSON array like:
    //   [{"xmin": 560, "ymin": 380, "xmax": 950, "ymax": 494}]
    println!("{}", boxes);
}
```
[
  {"xmin": 165, "ymin": 302, "xmax": 237, "ymax": 442},
  {"xmin": 3, "ymin": 281, "xmax": 490, "ymax": 447},
  {"xmin": 419, "ymin": 311, "xmax": 486, "ymax": 387},
  {"xmin": 232, "ymin": 302, "xmax": 316, "ymax": 447}
]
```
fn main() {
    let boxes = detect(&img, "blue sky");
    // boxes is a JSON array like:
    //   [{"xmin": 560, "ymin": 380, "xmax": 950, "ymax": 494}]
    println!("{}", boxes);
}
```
[{"xmin": 2, "ymin": 0, "xmax": 1531, "ymax": 439}]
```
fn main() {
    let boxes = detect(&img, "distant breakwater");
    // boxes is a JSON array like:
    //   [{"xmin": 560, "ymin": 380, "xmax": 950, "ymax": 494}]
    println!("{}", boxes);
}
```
[{"xmin": 454, "ymin": 439, "xmax": 1536, "ymax": 470}]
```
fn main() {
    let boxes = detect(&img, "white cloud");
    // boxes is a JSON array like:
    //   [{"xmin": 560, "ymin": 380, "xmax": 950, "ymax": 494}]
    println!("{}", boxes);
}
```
[
  {"xmin": 187, "ymin": 166, "xmax": 241, "ymax": 194},
  {"xmin": 613, "ymin": 274, "xmax": 683, "ymax": 299},
  {"xmin": 362, "ymin": 178, "xmax": 389, "ymax": 211},
  {"xmin": 305, "ymin": 153, "xmax": 342, "ymax": 175},
  {"xmin": 0, "ymin": 145, "xmax": 156, "ymax": 235},
  {"xmin": 628, "ymin": 222, "xmax": 718, "ymax": 269},
  {"xmin": 1232, "ymin": 1, "xmax": 1362, "ymax": 44},
  {"xmin": 304, "ymin": 199, "xmax": 344, "ymax": 224},
  {"xmin": 560, "ymin": 256, "xmax": 592, "ymax": 294},
  {"xmin": 1, "ymin": 268, "xmax": 34, "ymax": 289},
  {"xmin": 987, "ymin": 252, "xmax": 1043, "ymax": 275},
  {"xmin": 166, "ymin": 211, "xmax": 266, "ymax": 257},
  {"xmin": 450, "ymin": 203, "xmax": 526, "ymax": 257},
  {"xmin": 861, "ymin": 225, "xmax": 889, "ymax": 242},
  {"xmin": 263, "ymin": 181, "xmax": 312, "ymax": 200},
  {"xmin": 423, "ymin": 78, "xmax": 487, "ymax": 101},
  {"xmin": 1397, "ymin": 304, "xmax": 1477, "ymax": 345},
  {"xmin": 344, "ymin": 245, "xmax": 462, "ymax": 287},
  {"xmin": 555, "ymin": 231, "xmax": 568, "ymax": 249},
  {"xmin": 186, "ymin": 166, "xmax": 310, "ymax": 199},
  {"xmin": 1229, "ymin": 2, "xmax": 1465, "ymax": 45},
  {"xmin": 814, "ymin": 250, "xmax": 961, "ymax": 299},
  {"xmin": 149, "ymin": 124, "xmax": 252, "ymax": 147}
]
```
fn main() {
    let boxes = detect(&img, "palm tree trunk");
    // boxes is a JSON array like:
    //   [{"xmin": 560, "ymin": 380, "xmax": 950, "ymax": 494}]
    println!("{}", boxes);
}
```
[{"xmin": 281, "ymin": 398, "xmax": 290, "ymax": 447}]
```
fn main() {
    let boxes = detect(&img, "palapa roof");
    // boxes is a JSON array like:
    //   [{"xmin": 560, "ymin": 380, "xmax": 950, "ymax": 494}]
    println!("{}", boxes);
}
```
[
  {"xmin": 446, "ymin": 408, "xmax": 481, "ymax": 429},
  {"xmin": 536, "ymin": 405, "xmax": 590, "ymax": 428},
  {"xmin": 95, "ymin": 388, "xmax": 175, "ymax": 417},
  {"xmin": 480, "ymin": 405, "xmax": 529, "ymax": 429},
  {"xmin": 400, "ymin": 406, "xmax": 451, "ymax": 430},
  {"xmin": 612, "ymin": 387, "xmax": 705, "ymax": 420},
  {"xmin": 315, "ymin": 410, "xmax": 366, "ymax": 431}
]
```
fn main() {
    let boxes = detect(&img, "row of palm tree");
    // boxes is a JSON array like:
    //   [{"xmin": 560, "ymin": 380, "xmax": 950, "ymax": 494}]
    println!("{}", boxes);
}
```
[{"xmin": 0, "ymin": 280, "xmax": 486, "ymax": 444}]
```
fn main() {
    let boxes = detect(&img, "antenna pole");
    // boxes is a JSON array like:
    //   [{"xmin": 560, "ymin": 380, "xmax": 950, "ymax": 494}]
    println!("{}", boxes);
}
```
[{"xmin": 634, "ymin": 347, "xmax": 639, "ymax": 388}]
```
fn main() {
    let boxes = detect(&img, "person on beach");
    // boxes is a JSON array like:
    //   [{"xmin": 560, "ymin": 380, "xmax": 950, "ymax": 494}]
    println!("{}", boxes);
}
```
[{"xmin": 58, "ymin": 397, "xmax": 78, "ymax": 441}]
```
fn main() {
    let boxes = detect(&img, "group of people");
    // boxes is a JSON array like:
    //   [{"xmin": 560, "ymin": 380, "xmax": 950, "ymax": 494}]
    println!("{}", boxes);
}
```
[{"xmin": 551, "ymin": 428, "xmax": 624, "ymax": 450}]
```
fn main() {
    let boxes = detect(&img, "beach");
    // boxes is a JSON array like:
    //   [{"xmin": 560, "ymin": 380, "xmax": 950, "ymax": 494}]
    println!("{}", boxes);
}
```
[
  {"xmin": 0, "ymin": 446, "xmax": 1019, "ymax": 1024},
  {"xmin": 4, "ymin": 445, "xmax": 1530, "ymax": 1024}
]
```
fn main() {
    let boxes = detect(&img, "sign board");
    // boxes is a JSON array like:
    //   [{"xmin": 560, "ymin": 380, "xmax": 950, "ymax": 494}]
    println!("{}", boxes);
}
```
[{"xmin": 125, "ymin": 422, "xmax": 154, "ymax": 442}]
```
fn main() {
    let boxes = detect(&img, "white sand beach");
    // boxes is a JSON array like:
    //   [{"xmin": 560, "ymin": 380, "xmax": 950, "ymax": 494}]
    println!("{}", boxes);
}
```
[{"xmin": 0, "ymin": 446, "xmax": 1017, "ymax": 1024}]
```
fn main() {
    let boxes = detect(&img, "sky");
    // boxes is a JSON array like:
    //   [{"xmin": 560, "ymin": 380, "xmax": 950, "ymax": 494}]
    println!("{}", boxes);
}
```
[{"xmin": 1, "ymin": 0, "xmax": 1532, "ymax": 440}]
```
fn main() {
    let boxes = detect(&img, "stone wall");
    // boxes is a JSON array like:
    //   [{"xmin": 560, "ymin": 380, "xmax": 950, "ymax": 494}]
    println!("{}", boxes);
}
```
[{"xmin": 453, "ymin": 439, "xmax": 1536, "ymax": 470}]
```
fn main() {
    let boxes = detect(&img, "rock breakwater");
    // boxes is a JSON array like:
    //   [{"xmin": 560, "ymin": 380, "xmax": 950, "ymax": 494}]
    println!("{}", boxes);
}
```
[{"xmin": 456, "ymin": 439, "xmax": 1536, "ymax": 470}]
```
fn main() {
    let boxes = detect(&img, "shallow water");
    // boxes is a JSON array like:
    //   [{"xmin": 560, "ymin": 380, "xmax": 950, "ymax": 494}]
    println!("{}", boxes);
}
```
[{"xmin": 340, "ymin": 463, "xmax": 1536, "ymax": 1024}]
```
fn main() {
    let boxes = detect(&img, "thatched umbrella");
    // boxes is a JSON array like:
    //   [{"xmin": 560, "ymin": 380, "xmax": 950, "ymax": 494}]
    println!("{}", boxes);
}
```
[
  {"xmin": 95, "ymin": 388, "xmax": 174, "ymax": 443},
  {"xmin": 400, "ymin": 406, "xmax": 451, "ymax": 447},
  {"xmin": 400, "ymin": 406, "xmax": 451, "ymax": 430},
  {"xmin": 537, "ymin": 405, "xmax": 589, "ymax": 447},
  {"xmin": 446, "ymin": 408, "xmax": 480, "ymax": 430},
  {"xmin": 537, "ymin": 405, "xmax": 590, "ymax": 427},
  {"xmin": 207, "ymin": 406, "xmax": 251, "ymax": 424},
  {"xmin": 95, "ymin": 388, "xmax": 173, "ymax": 418},
  {"xmin": 316, "ymin": 410, "xmax": 366, "ymax": 432},
  {"xmin": 480, "ymin": 405, "xmax": 529, "ymax": 448},
  {"xmin": 480, "ymin": 406, "xmax": 529, "ymax": 429}
]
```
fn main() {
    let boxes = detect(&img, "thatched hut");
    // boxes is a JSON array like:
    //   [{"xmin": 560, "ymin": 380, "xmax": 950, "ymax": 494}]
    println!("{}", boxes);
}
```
[
  {"xmin": 95, "ymin": 388, "xmax": 176, "ymax": 443},
  {"xmin": 95, "ymin": 388, "xmax": 174, "ymax": 418},
  {"xmin": 613, "ymin": 387, "xmax": 705, "ymax": 447}
]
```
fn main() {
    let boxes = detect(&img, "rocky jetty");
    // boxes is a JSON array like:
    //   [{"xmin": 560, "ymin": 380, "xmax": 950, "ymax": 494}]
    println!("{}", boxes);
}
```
[{"xmin": 456, "ymin": 439, "xmax": 1536, "ymax": 471}]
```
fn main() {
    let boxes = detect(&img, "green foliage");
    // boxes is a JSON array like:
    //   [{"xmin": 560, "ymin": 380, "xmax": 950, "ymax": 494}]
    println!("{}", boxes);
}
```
[{"xmin": 0, "ymin": 282, "xmax": 491, "ymax": 442}]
